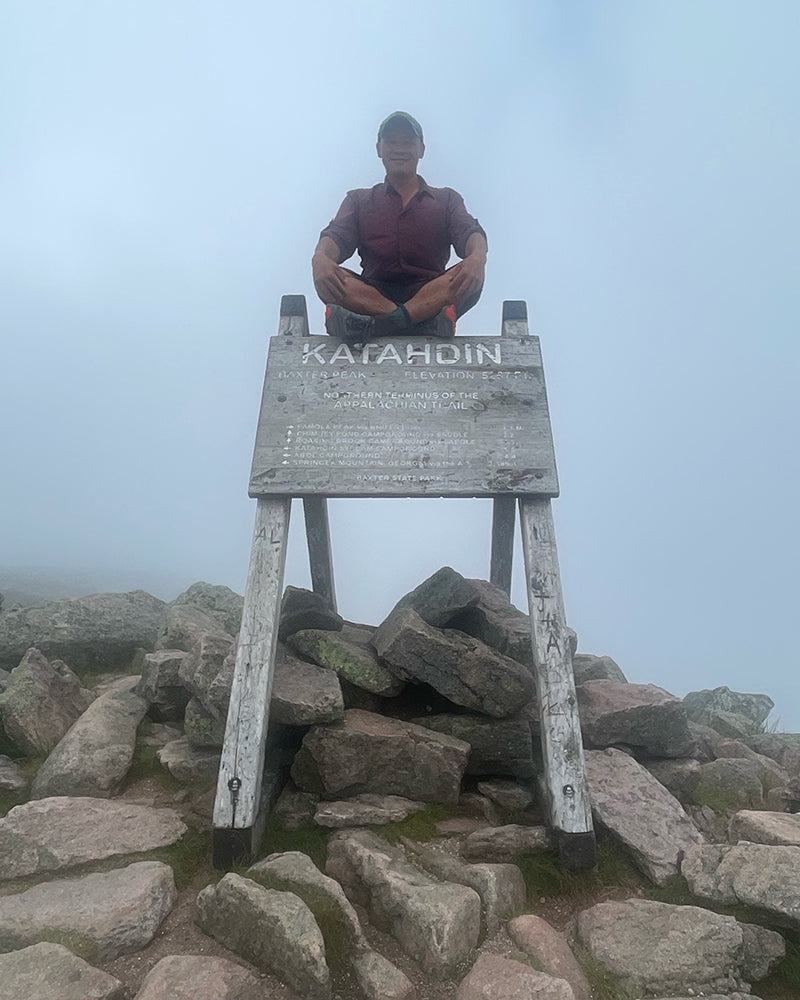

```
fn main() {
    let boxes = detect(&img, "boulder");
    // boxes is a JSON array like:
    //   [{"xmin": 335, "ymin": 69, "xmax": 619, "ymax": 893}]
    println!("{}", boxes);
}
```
[
  {"xmin": 177, "ymin": 631, "xmax": 235, "ymax": 715},
  {"xmin": 577, "ymin": 680, "xmax": 693, "ymax": 757},
  {"xmin": 135, "ymin": 649, "xmax": 191, "ymax": 721},
  {"xmin": 571, "ymin": 654, "xmax": 626, "ymax": 685},
  {"xmin": 0, "ymin": 590, "xmax": 166, "ymax": 672},
  {"xmin": 692, "ymin": 758, "xmax": 765, "ymax": 811},
  {"xmin": 389, "ymin": 566, "xmax": 534, "ymax": 666},
  {"xmin": 456, "ymin": 953, "xmax": 574, "ymax": 1000},
  {"xmin": 405, "ymin": 842, "xmax": 526, "ymax": 936},
  {"xmin": 412, "ymin": 713, "xmax": 536, "ymax": 779},
  {"xmin": 170, "ymin": 581, "xmax": 244, "ymax": 636},
  {"xmin": 714, "ymin": 739, "xmax": 789, "ymax": 789},
  {"xmin": 195, "ymin": 873, "xmax": 330, "ymax": 999},
  {"xmin": 476, "ymin": 779, "xmax": 534, "ymax": 814},
  {"xmin": 157, "ymin": 737, "xmax": 220, "ymax": 784},
  {"xmin": 157, "ymin": 604, "xmax": 232, "ymax": 653},
  {"xmin": 740, "ymin": 921, "xmax": 787, "ymax": 982},
  {"xmin": 766, "ymin": 776, "xmax": 800, "ymax": 812},
  {"xmin": 684, "ymin": 686, "xmax": 774, "ymax": 732},
  {"xmin": 0, "ymin": 942, "xmax": 124, "ymax": 1000},
  {"xmin": 326, "ymin": 829, "xmax": 480, "ymax": 977},
  {"xmin": 314, "ymin": 793, "xmax": 425, "ymax": 828},
  {"xmin": 352, "ymin": 948, "xmax": 415, "ymax": 1000},
  {"xmin": 644, "ymin": 757, "xmax": 701, "ymax": 803},
  {"xmin": 133, "ymin": 954, "xmax": 262, "ymax": 1000},
  {"xmin": 461, "ymin": 824, "xmax": 552, "ymax": 863},
  {"xmin": 291, "ymin": 709, "xmax": 469, "ymax": 803},
  {"xmin": 31, "ymin": 685, "xmax": 147, "ymax": 799},
  {"xmin": 0, "ymin": 861, "xmax": 176, "ymax": 962},
  {"xmin": 682, "ymin": 842, "xmax": 800, "ymax": 928},
  {"xmin": 273, "ymin": 782, "xmax": 319, "ymax": 830},
  {"xmin": 271, "ymin": 647, "xmax": 345, "ymax": 724},
  {"xmin": 375, "ymin": 607, "xmax": 534, "ymax": 718},
  {"xmin": 279, "ymin": 587, "xmax": 343, "ymax": 640},
  {"xmin": 248, "ymin": 851, "xmax": 365, "ymax": 962},
  {"xmin": 288, "ymin": 627, "xmax": 403, "ymax": 697},
  {"xmin": 584, "ymin": 748, "xmax": 704, "ymax": 885},
  {"xmin": 0, "ymin": 755, "xmax": 27, "ymax": 793},
  {"xmin": 507, "ymin": 914, "xmax": 591, "ymax": 1000},
  {"xmin": 744, "ymin": 732, "xmax": 800, "ymax": 774},
  {"xmin": 0, "ymin": 796, "xmax": 186, "ymax": 881},
  {"xmin": 575, "ymin": 898, "xmax": 753, "ymax": 996},
  {"xmin": 0, "ymin": 648, "xmax": 91, "ymax": 756},
  {"xmin": 183, "ymin": 696, "xmax": 226, "ymax": 749}
]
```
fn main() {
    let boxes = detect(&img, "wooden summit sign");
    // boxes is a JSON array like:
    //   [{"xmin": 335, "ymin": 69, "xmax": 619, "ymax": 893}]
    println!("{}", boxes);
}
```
[{"xmin": 249, "ymin": 334, "xmax": 558, "ymax": 498}]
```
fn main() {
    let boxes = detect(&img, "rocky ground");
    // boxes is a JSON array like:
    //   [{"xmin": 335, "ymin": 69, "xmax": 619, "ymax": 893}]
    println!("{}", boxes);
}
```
[{"xmin": 1, "ymin": 571, "xmax": 799, "ymax": 999}]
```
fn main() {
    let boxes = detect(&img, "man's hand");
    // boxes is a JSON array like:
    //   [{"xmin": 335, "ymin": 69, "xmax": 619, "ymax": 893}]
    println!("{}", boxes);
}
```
[
  {"xmin": 312, "ymin": 237, "xmax": 347, "ymax": 303},
  {"xmin": 449, "ymin": 254, "xmax": 485, "ymax": 301}
]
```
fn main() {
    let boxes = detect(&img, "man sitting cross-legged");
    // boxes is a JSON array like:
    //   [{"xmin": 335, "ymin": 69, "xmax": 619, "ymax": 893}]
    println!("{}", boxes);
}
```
[{"xmin": 312, "ymin": 111, "xmax": 487, "ymax": 341}]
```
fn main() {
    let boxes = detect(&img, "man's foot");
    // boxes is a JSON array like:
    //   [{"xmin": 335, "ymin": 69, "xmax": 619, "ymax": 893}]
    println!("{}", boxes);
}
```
[
  {"xmin": 325, "ymin": 304, "xmax": 374, "ymax": 343},
  {"xmin": 413, "ymin": 305, "xmax": 457, "ymax": 338}
]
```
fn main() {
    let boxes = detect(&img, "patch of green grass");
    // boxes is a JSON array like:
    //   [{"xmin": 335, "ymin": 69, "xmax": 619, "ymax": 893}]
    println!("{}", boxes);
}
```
[
  {"xmin": 258, "ymin": 818, "xmax": 330, "ymax": 870},
  {"xmin": 146, "ymin": 827, "xmax": 214, "ymax": 890},
  {"xmin": 122, "ymin": 741, "xmax": 183, "ymax": 792},
  {"xmin": 516, "ymin": 832, "xmax": 644, "ymax": 903},
  {"xmin": 759, "ymin": 937, "xmax": 800, "ymax": 999},
  {"xmin": 573, "ymin": 944, "xmax": 637, "ymax": 1000},
  {"xmin": 377, "ymin": 803, "xmax": 453, "ymax": 844}
]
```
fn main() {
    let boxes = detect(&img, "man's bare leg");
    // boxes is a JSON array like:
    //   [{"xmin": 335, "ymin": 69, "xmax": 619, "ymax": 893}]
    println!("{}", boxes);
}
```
[
  {"xmin": 323, "ymin": 272, "xmax": 397, "ymax": 316},
  {"xmin": 402, "ymin": 261, "xmax": 472, "ymax": 322}
]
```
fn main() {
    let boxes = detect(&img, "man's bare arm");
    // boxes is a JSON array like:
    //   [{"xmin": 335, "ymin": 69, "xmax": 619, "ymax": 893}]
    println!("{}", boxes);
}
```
[
  {"xmin": 450, "ymin": 232, "xmax": 487, "ymax": 300},
  {"xmin": 312, "ymin": 236, "xmax": 348, "ymax": 303}
]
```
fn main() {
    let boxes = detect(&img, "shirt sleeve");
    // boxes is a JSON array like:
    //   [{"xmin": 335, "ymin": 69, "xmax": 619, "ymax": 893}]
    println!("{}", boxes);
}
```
[
  {"xmin": 446, "ymin": 189, "xmax": 487, "ymax": 258},
  {"xmin": 319, "ymin": 192, "xmax": 359, "ymax": 262}
]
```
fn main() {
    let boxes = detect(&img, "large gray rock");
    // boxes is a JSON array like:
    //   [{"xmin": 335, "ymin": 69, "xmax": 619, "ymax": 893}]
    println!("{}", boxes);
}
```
[
  {"xmin": 279, "ymin": 587, "xmax": 343, "ymax": 640},
  {"xmin": 135, "ymin": 649, "xmax": 191, "ymax": 721},
  {"xmin": 195, "ymin": 873, "xmax": 330, "ymax": 999},
  {"xmin": 577, "ymin": 680, "xmax": 693, "ymax": 757},
  {"xmin": 288, "ymin": 627, "xmax": 403, "ymax": 697},
  {"xmin": 177, "ymin": 631, "xmax": 235, "ymax": 715},
  {"xmin": 248, "ymin": 851, "xmax": 365, "ymax": 962},
  {"xmin": 575, "ymin": 899, "xmax": 753, "ymax": 996},
  {"xmin": 476, "ymin": 779, "xmax": 533, "ymax": 814},
  {"xmin": 412, "ymin": 712, "xmax": 536, "ymax": 779},
  {"xmin": 571, "ymin": 653, "xmax": 626, "ymax": 685},
  {"xmin": 0, "ymin": 942, "xmax": 124, "ymax": 1000},
  {"xmin": 715, "ymin": 739, "xmax": 789, "ymax": 790},
  {"xmin": 0, "ymin": 648, "xmax": 91, "ymax": 756},
  {"xmin": 684, "ymin": 686, "xmax": 774, "ymax": 732},
  {"xmin": 352, "ymin": 948, "xmax": 415, "ymax": 1000},
  {"xmin": 389, "ymin": 566, "xmax": 534, "ymax": 666},
  {"xmin": 170, "ymin": 581, "xmax": 244, "ymax": 636},
  {"xmin": 291, "ymin": 709, "xmax": 469, "ymax": 803},
  {"xmin": 682, "ymin": 842, "xmax": 800, "ymax": 928},
  {"xmin": 0, "ymin": 591, "xmax": 166, "ymax": 672},
  {"xmin": 133, "ymin": 954, "xmax": 263, "ymax": 1000},
  {"xmin": 183, "ymin": 696, "xmax": 226, "ymax": 749},
  {"xmin": 461, "ymin": 824, "xmax": 552, "ymax": 863},
  {"xmin": 692, "ymin": 758, "xmax": 765, "ymax": 811},
  {"xmin": 644, "ymin": 757, "xmax": 701, "ymax": 803},
  {"xmin": 0, "ymin": 796, "xmax": 186, "ymax": 881},
  {"xmin": 273, "ymin": 783, "xmax": 319, "ymax": 830},
  {"xmin": 157, "ymin": 737, "xmax": 220, "ymax": 784},
  {"xmin": 271, "ymin": 647, "xmax": 345, "ymax": 725},
  {"xmin": 744, "ymin": 732, "xmax": 800, "ymax": 773},
  {"xmin": 730, "ymin": 809, "xmax": 800, "ymax": 846},
  {"xmin": 375, "ymin": 607, "xmax": 534, "ymax": 718},
  {"xmin": 457, "ymin": 953, "xmax": 573, "ymax": 1000},
  {"xmin": 405, "ymin": 841, "xmax": 526, "ymax": 937},
  {"xmin": 0, "ymin": 861, "xmax": 176, "ymax": 962},
  {"xmin": 326, "ymin": 829, "xmax": 481, "ymax": 977},
  {"xmin": 31, "ymin": 686, "xmax": 147, "ymax": 798},
  {"xmin": 157, "ymin": 603, "xmax": 232, "ymax": 653},
  {"xmin": 584, "ymin": 748, "xmax": 704, "ymax": 884},
  {"xmin": 314, "ymin": 793, "xmax": 425, "ymax": 828},
  {"xmin": 507, "ymin": 915, "xmax": 591, "ymax": 1000},
  {"xmin": 740, "ymin": 921, "xmax": 787, "ymax": 982}
]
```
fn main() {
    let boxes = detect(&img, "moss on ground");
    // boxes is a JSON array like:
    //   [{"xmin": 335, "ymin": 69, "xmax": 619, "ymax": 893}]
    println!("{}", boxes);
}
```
[
  {"xmin": 377, "ymin": 802, "xmax": 453, "ymax": 844},
  {"xmin": 516, "ymin": 831, "xmax": 643, "ymax": 902},
  {"xmin": 258, "ymin": 818, "xmax": 330, "ymax": 870}
]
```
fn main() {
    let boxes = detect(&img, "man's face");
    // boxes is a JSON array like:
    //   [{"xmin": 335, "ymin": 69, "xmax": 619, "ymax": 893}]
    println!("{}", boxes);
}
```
[{"xmin": 377, "ymin": 121, "xmax": 424, "ymax": 173}]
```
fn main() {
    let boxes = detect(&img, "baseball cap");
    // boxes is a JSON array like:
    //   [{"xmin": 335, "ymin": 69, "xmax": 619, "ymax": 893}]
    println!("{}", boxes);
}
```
[{"xmin": 378, "ymin": 112, "xmax": 424, "ymax": 141}]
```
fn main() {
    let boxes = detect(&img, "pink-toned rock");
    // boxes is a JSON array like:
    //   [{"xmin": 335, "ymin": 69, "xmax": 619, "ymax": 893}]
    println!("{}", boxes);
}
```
[
  {"xmin": 507, "ymin": 915, "xmax": 591, "ymax": 1000},
  {"xmin": 577, "ymin": 680, "xmax": 693, "ymax": 757},
  {"xmin": 133, "ymin": 955, "xmax": 263, "ymax": 1000},
  {"xmin": 457, "ymin": 953, "xmax": 574, "ymax": 999}
]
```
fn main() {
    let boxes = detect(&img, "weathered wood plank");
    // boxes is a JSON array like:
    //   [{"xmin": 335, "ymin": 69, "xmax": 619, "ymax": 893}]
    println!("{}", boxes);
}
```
[
  {"xmin": 518, "ymin": 496, "xmax": 595, "ymax": 870},
  {"xmin": 490, "ymin": 496, "xmax": 516, "ymax": 596},
  {"xmin": 212, "ymin": 497, "xmax": 291, "ymax": 868},
  {"xmin": 303, "ymin": 496, "xmax": 337, "ymax": 612},
  {"xmin": 278, "ymin": 294, "xmax": 310, "ymax": 337}
]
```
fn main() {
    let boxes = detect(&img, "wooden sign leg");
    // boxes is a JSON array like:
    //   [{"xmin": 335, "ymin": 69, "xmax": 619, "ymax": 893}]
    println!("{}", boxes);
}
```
[
  {"xmin": 490, "ymin": 495, "xmax": 516, "ymax": 596},
  {"xmin": 213, "ymin": 497, "xmax": 291, "ymax": 870},
  {"xmin": 518, "ymin": 496, "xmax": 595, "ymax": 870},
  {"xmin": 303, "ymin": 496, "xmax": 337, "ymax": 612}
]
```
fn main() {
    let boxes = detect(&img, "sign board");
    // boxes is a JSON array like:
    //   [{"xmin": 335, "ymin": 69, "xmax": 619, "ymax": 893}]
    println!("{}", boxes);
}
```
[{"xmin": 249, "ymin": 334, "xmax": 558, "ymax": 498}]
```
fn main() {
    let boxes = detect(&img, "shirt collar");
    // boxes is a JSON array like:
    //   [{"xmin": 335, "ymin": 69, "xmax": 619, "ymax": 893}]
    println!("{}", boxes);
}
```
[{"xmin": 383, "ymin": 175, "xmax": 433, "ymax": 199}]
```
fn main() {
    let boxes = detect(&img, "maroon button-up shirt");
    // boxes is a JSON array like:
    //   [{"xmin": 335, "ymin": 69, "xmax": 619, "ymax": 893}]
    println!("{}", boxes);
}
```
[{"xmin": 320, "ymin": 176, "xmax": 486, "ymax": 287}]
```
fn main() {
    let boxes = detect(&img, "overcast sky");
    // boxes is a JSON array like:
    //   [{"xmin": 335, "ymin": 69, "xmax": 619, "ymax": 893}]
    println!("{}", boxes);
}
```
[{"xmin": 2, "ymin": 2, "xmax": 798, "ymax": 727}]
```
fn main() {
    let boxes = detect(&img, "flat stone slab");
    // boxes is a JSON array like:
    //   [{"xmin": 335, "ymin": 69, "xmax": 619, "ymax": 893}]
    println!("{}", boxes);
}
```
[
  {"xmin": 326, "ymin": 829, "xmax": 480, "ymax": 978},
  {"xmin": 375, "ymin": 607, "xmax": 535, "ymax": 718},
  {"xmin": 682, "ymin": 842, "xmax": 800, "ymax": 929},
  {"xmin": 577, "ymin": 680, "xmax": 693, "ymax": 757},
  {"xmin": 476, "ymin": 779, "xmax": 534, "ymax": 813},
  {"xmin": 575, "ymin": 899, "xmax": 751, "ymax": 996},
  {"xmin": 314, "ymin": 793, "xmax": 426, "ymax": 827},
  {"xmin": 157, "ymin": 737, "xmax": 220, "ymax": 784},
  {"xmin": 271, "ymin": 647, "xmax": 345, "ymax": 724},
  {"xmin": 0, "ymin": 796, "xmax": 187, "ymax": 882},
  {"xmin": 507, "ymin": 915, "xmax": 591, "ymax": 1000},
  {"xmin": 730, "ymin": 809, "xmax": 800, "ymax": 846},
  {"xmin": 291, "ymin": 709, "xmax": 469, "ymax": 804},
  {"xmin": 287, "ymin": 627, "xmax": 403, "ymax": 697},
  {"xmin": 31, "ymin": 687, "xmax": 147, "ymax": 799},
  {"xmin": 456, "ymin": 953, "xmax": 573, "ymax": 1000},
  {"xmin": 461, "ymin": 824, "xmax": 552, "ymax": 863},
  {"xmin": 0, "ymin": 861, "xmax": 176, "ymax": 962},
  {"xmin": 584, "ymin": 748, "xmax": 704, "ymax": 885},
  {"xmin": 133, "ymin": 954, "xmax": 263, "ymax": 1000},
  {"xmin": 0, "ymin": 941, "xmax": 124, "ymax": 1000},
  {"xmin": 195, "ymin": 873, "xmax": 330, "ymax": 999}
]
